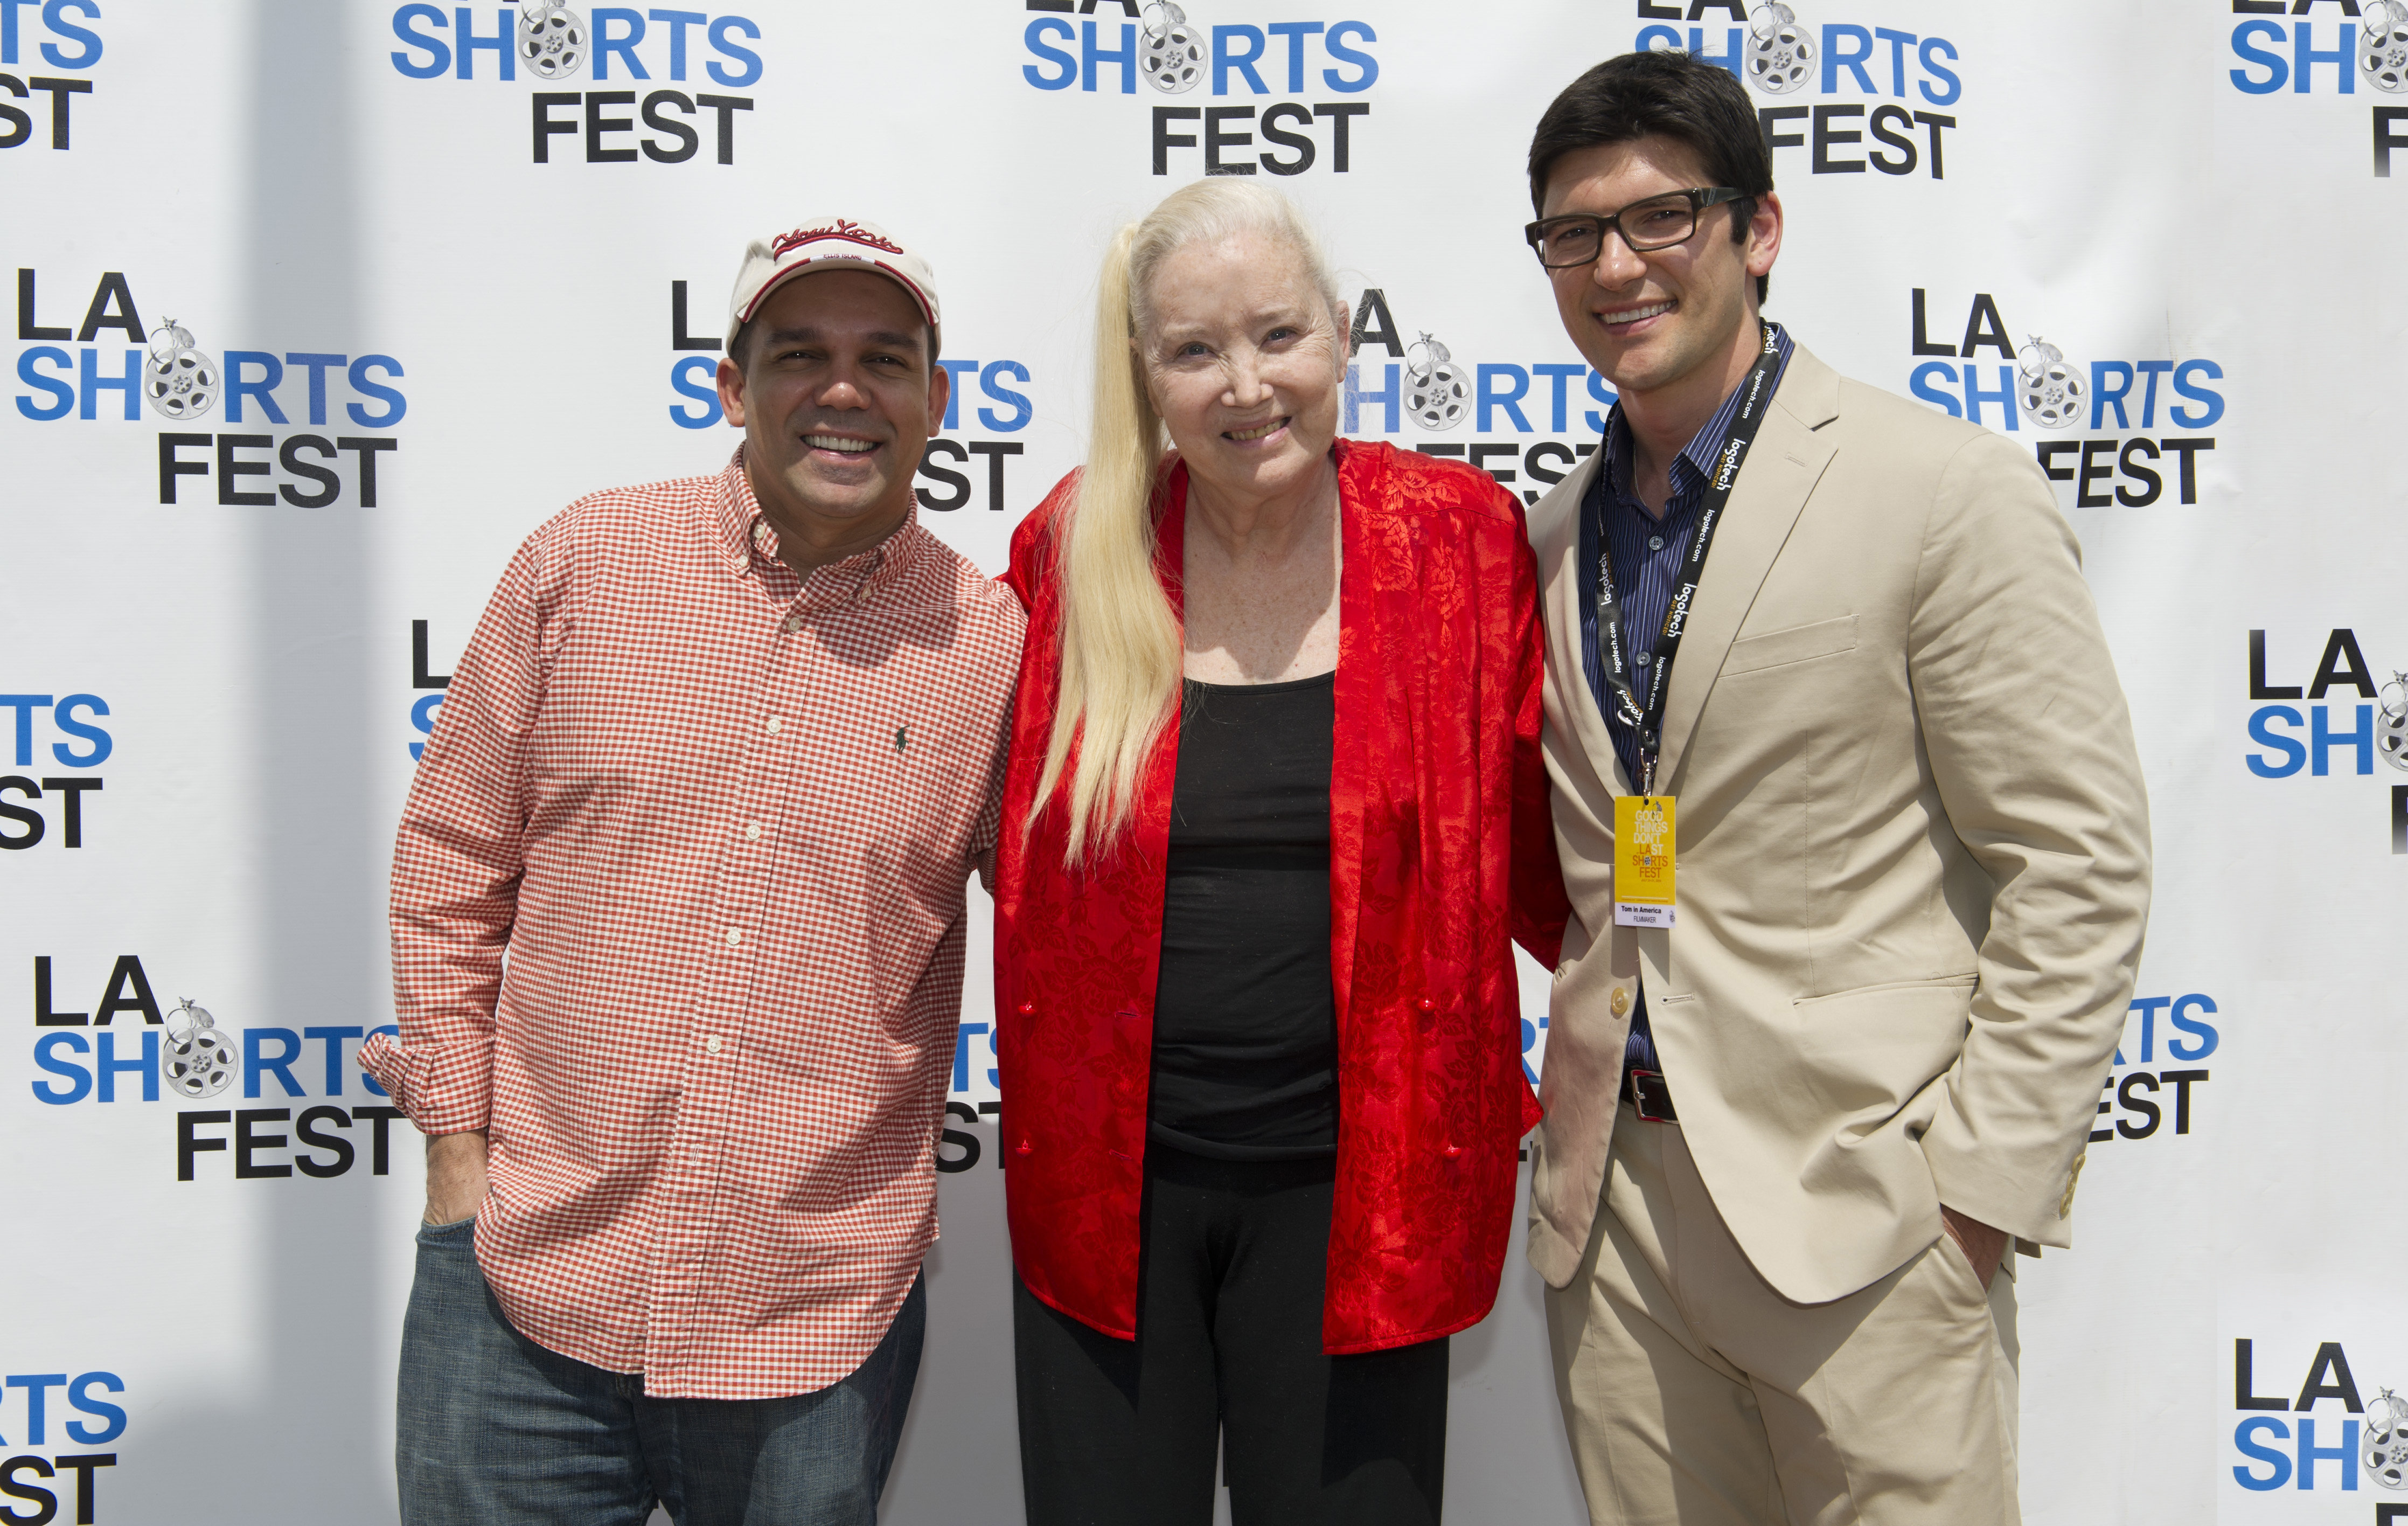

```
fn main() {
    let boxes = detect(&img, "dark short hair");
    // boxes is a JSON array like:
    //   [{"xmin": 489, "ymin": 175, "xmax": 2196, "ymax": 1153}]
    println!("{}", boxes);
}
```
[{"xmin": 1528, "ymin": 51, "xmax": 1774, "ymax": 303}]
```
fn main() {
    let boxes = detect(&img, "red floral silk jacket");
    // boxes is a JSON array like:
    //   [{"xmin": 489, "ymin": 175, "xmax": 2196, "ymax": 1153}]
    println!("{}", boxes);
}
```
[{"xmin": 993, "ymin": 440, "xmax": 1570, "ymax": 1354}]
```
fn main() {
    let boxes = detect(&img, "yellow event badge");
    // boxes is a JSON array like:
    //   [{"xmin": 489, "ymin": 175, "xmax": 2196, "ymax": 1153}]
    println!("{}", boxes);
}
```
[{"xmin": 1613, "ymin": 795, "xmax": 1676, "ymax": 927}]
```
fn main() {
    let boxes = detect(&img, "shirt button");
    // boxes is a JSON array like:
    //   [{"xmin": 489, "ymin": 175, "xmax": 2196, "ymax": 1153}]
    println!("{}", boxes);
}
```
[
  {"xmin": 743, "ymin": 823, "xmax": 762, "ymax": 841},
  {"xmin": 1648, "ymin": 535, "xmax": 1665, "ymax": 551},
  {"xmin": 725, "ymin": 927, "xmax": 743, "ymax": 947},
  {"xmin": 784, "ymin": 616, "xmax": 803, "ymax": 633},
  {"xmin": 705, "ymin": 1035, "xmax": 723, "ymax": 1054},
  {"xmin": 765, "ymin": 717, "xmax": 783, "ymax": 734}
]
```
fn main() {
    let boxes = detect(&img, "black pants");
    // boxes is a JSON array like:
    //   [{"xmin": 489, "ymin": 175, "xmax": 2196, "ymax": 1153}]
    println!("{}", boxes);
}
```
[{"xmin": 1013, "ymin": 1145, "xmax": 1449, "ymax": 1526}]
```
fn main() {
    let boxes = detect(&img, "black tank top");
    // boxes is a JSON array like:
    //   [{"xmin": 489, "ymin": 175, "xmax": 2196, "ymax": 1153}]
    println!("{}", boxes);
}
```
[{"xmin": 1147, "ymin": 672, "xmax": 1338, "ymax": 1161}]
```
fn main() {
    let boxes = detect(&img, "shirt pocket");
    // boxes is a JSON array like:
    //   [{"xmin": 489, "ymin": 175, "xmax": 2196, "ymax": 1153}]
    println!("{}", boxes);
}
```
[
  {"xmin": 819, "ymin": 708, "xmax": 972, "ymax": 862},
  {"xmin": 1721, "ymin": 614, "xmax": 1859, "ymax": 677}
]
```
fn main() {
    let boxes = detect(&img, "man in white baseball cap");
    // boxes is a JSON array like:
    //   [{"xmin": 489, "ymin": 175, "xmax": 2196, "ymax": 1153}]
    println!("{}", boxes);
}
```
[{"xmin": 369, "ymin": 217, "xmax": 1024, "ymax": 1525}]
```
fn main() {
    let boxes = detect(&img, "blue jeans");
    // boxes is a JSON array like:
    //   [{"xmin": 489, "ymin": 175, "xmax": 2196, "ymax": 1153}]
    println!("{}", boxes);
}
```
[{"xmin": 396, "ymin": 1216, "xmax": 924, "ymax": 1526}]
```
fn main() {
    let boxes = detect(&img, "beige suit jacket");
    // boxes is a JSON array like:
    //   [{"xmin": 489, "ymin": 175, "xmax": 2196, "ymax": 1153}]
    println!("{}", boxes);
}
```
[{"xmin": 1526, "ymin": 343, "xmax": 2152, "ymax": 1305}]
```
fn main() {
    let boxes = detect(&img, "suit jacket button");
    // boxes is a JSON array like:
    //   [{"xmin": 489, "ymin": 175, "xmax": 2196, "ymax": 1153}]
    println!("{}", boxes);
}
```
[
  {"xmin": 1442, "ymin": 1142, "xmax": 1462, "ymax": 1157},
  {"xmin": 1610, "ymin": 987, "xmax": 1631, "ymax": 1018},
  {"xmin": 1016, "ymin": 1139, "xmax": 1033, "ymax": 1155},
  {"xmin": 1416, "ymin": 996, "xmax": 1435, "ymax": 1011},
  {"xmin": 1018, "ymin": 1001, "xmax": 1035, "ymax": 1016}
]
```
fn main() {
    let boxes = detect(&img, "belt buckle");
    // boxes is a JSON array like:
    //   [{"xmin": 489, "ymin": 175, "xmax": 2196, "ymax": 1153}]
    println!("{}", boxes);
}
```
[{"xmin": 1627, "ymin": 1067, "xmax": 1677, "ymax": 1123}]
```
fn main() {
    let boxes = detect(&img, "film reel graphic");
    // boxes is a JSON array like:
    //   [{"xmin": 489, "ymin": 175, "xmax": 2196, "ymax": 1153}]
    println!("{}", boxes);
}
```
[
  {"xmin": 519, "ymin": 1, "xmax": 588, "ymax": 81},
  {"xmin": 1403, "ymin": 332, "xmax": 1469, "ymax": 432},
  {"xmin": 2363, "ymin": 1, "xmax": 2408, "ymax": 93},
  {"xmin": 2365, "ymin": 1389, "xmax": 2408, "ymax": 1490},
  {"xmin": 1141, "ymin": 2, "xmax": 1205, "ymax": 94},
  {"xmin": 143, "ymin": 320, "xmax": 220, "ymax": 422},
  {"xmin": 1745, "ymin": 3, "xmax": 1814, "ymax": 95},
  {"xmin": 2015, "ymin": 335, "xmax": 2086, "ymax": 432},
  {"xmin": 2379, "ymin": 672, "xmax": 2408, "ymax": 774},
  {"xmin": 161, "ymin": 998, "xmax": 236, "ymax": 1100}
]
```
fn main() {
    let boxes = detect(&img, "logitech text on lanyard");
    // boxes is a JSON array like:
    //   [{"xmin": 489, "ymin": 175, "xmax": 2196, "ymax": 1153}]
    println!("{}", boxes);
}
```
[{"xmin": 1592, "ymin": 321, "xmax": 1786, "ymax": 799}]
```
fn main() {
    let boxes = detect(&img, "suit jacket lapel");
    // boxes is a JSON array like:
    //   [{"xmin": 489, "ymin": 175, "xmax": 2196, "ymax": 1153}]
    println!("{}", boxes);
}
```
[{"xmin": 1652, "ymin": 345, "xmax": 1842, "ymax": 789}]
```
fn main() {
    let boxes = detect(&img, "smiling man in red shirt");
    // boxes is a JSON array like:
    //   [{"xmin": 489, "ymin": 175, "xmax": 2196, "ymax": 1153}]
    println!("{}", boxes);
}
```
[{"xmin": 361, "ymin": 219, "xmax": 1024, "ymax": 1526}]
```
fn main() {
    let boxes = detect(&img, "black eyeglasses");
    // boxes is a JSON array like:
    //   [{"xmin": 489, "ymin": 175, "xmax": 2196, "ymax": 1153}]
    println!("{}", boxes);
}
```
[{"xmin": 1523, "ymin": 188, "xmax": 1751, "ymax": 269}]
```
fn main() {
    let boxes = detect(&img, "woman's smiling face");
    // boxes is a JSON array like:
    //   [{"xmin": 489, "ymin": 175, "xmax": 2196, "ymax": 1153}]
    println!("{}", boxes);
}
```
[{"xmin": 1140, "ymin": 230, "xmax": 1346, "ymax": 507}]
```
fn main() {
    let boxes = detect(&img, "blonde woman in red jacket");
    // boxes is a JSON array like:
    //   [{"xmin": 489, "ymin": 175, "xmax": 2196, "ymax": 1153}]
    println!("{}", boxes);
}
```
[{"xmin": 993, "ymin": 179, "xmax": 1567, "ymax": 1525}]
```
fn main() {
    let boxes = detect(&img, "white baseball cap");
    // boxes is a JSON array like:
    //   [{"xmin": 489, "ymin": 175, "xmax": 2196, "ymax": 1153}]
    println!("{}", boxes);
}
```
[{"xmin": 725, "ymin": 217, "xmax": 942, "ymax": 356}]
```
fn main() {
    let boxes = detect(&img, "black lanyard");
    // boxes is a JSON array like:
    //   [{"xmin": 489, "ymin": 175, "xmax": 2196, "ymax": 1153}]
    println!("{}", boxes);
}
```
[{"xmin": 1593, "ymin": 321, "xmax": 1784, "ymax": 797}]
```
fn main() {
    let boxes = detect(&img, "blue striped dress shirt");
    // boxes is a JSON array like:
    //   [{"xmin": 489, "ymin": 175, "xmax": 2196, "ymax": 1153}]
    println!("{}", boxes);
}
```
[{"xmin": 1576, "ymin": 326, "xmax": 1794, "ymax": 1078}]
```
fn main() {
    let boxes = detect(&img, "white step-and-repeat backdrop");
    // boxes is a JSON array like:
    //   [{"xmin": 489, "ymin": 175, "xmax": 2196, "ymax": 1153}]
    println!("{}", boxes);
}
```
[{"xmin": 4, "ymin": 2, "xmax": 2404, "ymax": 1521}]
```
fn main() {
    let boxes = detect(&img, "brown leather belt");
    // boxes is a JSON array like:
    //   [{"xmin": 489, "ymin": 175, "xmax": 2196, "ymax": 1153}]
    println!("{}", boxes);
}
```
[{"xmin": 1620, "ymin": 1067, "xmax": 1678, "ymax": 1123}]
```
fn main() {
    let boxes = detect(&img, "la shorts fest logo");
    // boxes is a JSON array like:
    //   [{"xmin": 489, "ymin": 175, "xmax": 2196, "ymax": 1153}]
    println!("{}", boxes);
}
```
[
  {"xmin": 1899, "ymin": 288, "xmax": 2228, "ymax": 507},
  {"xmin": 387, "ymin": 2, "xmax": 763, "ymax": 164},
  {"xmin": 2243, "ymin": 625, "xmax": 2408, "ymax": 851},
  {"xmin": 1019, "ymin": 1, "xmax": 1378, "ymax": 177},
  {"xmin": 2230, "ymin": 1337, "xmax": 2408, "ymax": 1498},
  {"xmin": 2090, "ymin": 989, "xmax": 2219, "ymax": 1149},
  {"xmin": 11, "ymin": 268, "xmax": 408, "ymax": 508},
  {"xmin": 0, "ymin": 688, "xmax": 108, "ymax": 854},
  {"xmin": 2224, "ymin": 0, "xmax": 2408, "ymax": 177},
  {"xmin": 1632, "ymin": 1, "xmax": 1963, "ymax": 181},
  {"xmin": 0, "ymin": 0, "xmax": 102, "ymax": 154},
  {"xmin": 1338, "ymin": 285, "xmax": 1616, "ymax": 507},
  {"xmin": 25, "ymin": 952, "xmax": 414, "ymax": 1185},
  {"xmin": 13, "ymin": 690, "xmax": 401, "ymax": 1198},
  {"xmin": 0, "ymin": 1366, "xmax": 130, "ymax": 1525}
]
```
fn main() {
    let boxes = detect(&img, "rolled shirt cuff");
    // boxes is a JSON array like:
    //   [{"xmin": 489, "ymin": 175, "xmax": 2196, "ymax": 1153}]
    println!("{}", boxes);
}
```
[{"xmin": 357, "ymin": 1031, "xmax": 493, "ymax": 1135}]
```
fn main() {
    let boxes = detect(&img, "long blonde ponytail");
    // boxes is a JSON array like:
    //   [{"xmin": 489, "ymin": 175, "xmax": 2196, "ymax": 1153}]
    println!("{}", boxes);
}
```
[
  {"xmin": 1032, "ymin": 181, "xmax": 1345, "ymax": 866},
  {"xmin": 1029, "ymin": 221, "xmax": 1182, "ymax": 865}
]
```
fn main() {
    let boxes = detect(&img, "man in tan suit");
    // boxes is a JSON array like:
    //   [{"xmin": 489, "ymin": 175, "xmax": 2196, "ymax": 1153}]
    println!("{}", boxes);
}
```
[{"xmin": 1519, "ymin": 52, "xmax": 2151, "ymax": 1524}]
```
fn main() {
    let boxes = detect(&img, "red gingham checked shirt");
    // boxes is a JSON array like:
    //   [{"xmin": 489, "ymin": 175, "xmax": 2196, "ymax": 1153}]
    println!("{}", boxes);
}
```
[{"xmin": 360, "ymin": 448, "xmax": 1024, "ymax": 1399}]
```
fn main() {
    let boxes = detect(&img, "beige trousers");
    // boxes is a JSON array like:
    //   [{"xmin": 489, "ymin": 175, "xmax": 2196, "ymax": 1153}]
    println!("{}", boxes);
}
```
[{"xmin": 1544, "ymin": 1105, "xmax": 2020, "ymax": 1526}]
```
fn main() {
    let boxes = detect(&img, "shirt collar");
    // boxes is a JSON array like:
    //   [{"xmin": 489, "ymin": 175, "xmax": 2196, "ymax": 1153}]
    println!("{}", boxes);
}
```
[
  {"xmin": 1599, "ymin": 322, "xmax": 1795, "ymax": 513},
  {"xmin": 1602, "ymin": 396, "xmax": 1722, "ymax": 514},
  {"xmin": 713, "ymin": 446, "xmax": 931, "ymax": 607}
]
